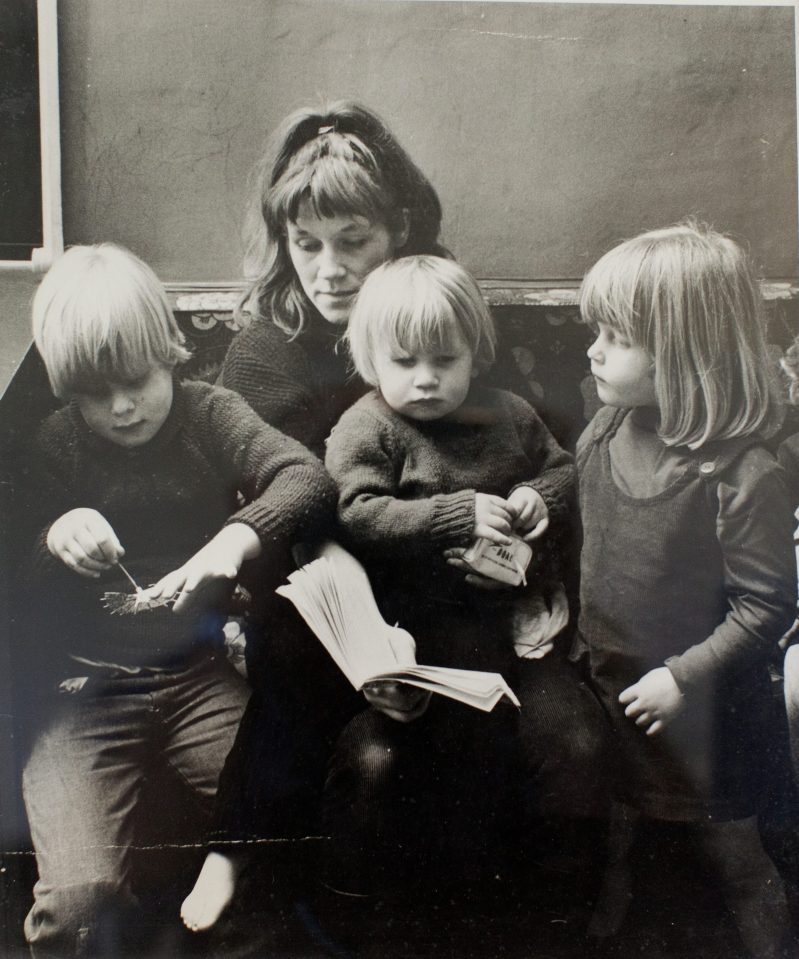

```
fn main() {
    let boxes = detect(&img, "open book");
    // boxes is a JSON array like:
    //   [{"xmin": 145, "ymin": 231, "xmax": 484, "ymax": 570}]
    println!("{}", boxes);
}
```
[{"xmin": 276, "ymin": 542, "xmax": 520, "ymax": 713}]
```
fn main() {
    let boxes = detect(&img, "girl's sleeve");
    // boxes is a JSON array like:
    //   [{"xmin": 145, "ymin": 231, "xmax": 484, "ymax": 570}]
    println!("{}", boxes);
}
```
[
  {"xmin": 325, "ymin": 407, "xmax": 475, "ymax": 555},
  {"xmin": 505, "ymin": 392, "xmax": 576, "ymax": 529},
  {"xmin": 777, "ymin": 431, "xmax": 799, "ymax": 515},
  {"xmin": 666, "ymin": 448, "xmax": 797, "ymax": 695},
  {"xmin": 201, "ymin": 386, "xmax": 337, "ymax": 549}
]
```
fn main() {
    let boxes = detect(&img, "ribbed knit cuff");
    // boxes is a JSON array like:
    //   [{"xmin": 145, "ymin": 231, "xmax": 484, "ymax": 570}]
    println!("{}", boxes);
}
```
[
  {"xmin": 227, "ymin": 464, "xmax": 335, "ymax": 545},
  {"xmin": 516, "ymin": 467, "xmax": 575, "ymax": 528},
  {"xmin": 429, "ymin": 488, "xmax": 476, "ymax": 545}
]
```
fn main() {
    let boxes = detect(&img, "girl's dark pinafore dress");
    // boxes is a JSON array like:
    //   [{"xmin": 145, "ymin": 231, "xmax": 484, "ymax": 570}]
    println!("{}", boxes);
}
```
[{"xmin": 575, "ymin": 408, "xmax": 777, "ymax": 821}]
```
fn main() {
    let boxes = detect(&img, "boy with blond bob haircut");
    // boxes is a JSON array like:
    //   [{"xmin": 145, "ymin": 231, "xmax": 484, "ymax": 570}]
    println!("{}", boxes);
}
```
[{"xmin": 21, "ymin": 243, "xmax": 335, "ymax": 956}]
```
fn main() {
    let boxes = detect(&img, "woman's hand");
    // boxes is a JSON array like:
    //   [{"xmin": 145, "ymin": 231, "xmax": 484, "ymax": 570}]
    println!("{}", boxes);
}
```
[
  {"xmin": 141, "ymin": 523, "xmax": 261, "ymax": 614},
  {"xmin": 473, "ymin": 493, "xmax": 513, "ymax": 546},
  {"xmin": 507, "ymin": 486, "xmax": 550, "ymax": 541},
  {"xmin": 363, "ymin": 682, "xmax": 432, "ymax": 723},
  {"xmin": 619, "ymin": 667, "xmax": 684, "ymax": 736},
  {"xmin": 46, "ymin": 508, "xmax": 124, "ymax": 578}
]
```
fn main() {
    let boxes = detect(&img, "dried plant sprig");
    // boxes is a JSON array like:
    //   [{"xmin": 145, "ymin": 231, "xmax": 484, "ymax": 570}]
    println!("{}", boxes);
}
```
[{"xmin": 102, "ymin": 590, "xmax": 176, "ymax": 616}]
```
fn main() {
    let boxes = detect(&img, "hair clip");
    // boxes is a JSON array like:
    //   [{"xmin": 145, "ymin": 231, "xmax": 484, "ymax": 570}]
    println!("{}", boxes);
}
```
[{"xmin": 317, "ymin": 124, "xmax": 336, "ymax": 136}]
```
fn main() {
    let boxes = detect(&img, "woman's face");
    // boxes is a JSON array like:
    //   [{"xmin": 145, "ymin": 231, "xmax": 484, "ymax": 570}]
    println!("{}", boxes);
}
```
[{"xmin": 286, "ymin": 200, "xmax": 407, "ymax": 326}]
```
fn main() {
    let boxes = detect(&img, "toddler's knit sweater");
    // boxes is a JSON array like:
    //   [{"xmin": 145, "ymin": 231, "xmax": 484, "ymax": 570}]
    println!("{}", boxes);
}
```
[{"xmin": 325, "ymin": 386, "xmax": 574, "ymax": 610}]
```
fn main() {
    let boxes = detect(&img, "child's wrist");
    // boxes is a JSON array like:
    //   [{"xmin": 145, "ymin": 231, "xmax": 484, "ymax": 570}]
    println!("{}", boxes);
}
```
[{"xmin": 218, "ymin": 522, "xmax": 262, "ymax": 563}]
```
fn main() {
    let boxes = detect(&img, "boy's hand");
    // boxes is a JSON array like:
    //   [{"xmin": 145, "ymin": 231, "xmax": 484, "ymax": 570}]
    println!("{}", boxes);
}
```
[
  {"xmin": 47, "ymin": 508, "xmax": 124, "ymax": 578},
  {"xmin": 141, "ymin": 523, "xmax": 261, "ymax": 614},
  {"xmin": 507, "ymin": 486, "xmax": 549, "ymax": 541},
  {"xmin": 619, "ymin": 667, "xmax": 684, "ymax": 736},
  {"xmin": 474, "ymin": 493, "xmax": 513, "ymax": 546},
  {"xmin": 363, "ymin": 682, "xmax": 432, "ymax": 723}
]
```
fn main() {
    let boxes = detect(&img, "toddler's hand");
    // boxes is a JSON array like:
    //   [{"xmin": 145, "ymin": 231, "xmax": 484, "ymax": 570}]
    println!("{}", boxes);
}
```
[
  {"xmin": 507, "ymin": 486, "xmax": 549, "ymax": 541},
  {"xmin": 443, "ymin": 547, "xmax": 512, "ymax": 590},
  {"xmin": 473, "ymin": 493, "xmax": 513, "ymax": 546},
  {"xmin": 619, "ymin": 667, "xmax": 684, "ymax": 736},
  {"xmin": 363, "ymin": 682, "xmax": 431, "ymax": 723},
  {"xmin": 47, "ymin": 508, "xmax": 124, "ymax": 578},
  {"xmin": 142, "ymin": 523, "xmax": 261, "ymax": 614},
  {"xmin": 385, "ymin": 625, "xmax": 417, "ymax": 665}
]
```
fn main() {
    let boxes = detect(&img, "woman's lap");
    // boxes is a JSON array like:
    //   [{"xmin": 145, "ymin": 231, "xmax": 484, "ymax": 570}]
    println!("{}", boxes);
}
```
[{"xmin": 322, "ymin": 653, "xmax": 611, "ymax": 890}]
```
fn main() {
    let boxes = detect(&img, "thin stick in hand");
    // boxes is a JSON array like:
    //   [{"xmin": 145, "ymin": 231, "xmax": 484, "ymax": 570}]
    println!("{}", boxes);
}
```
[{"xmin": 116, "ymin": 561, "xmax": 142, "ymax": 593}]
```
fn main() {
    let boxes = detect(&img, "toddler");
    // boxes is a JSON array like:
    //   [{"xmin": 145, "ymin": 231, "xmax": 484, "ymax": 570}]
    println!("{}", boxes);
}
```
[{"xmin": 323, "ymin": 255, "xmax": 608, "ymax": 896}]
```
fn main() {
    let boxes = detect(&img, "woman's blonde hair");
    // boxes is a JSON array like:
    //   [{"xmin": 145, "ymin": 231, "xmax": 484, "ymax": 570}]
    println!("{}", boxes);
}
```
[
  {"xmin": 33, "ymin": 244, "xmax": 190, "ymax": 400},
  {"xmin": 239, "ymin": 100, "xmax": 449, "ymax": 337},
  {"xmin": 580, "ymin": 221, "xmax": 774, "ymax": 448},
  {"xmin": 346, "ymin": 255, "xmax": 496, "ymax": 386}
]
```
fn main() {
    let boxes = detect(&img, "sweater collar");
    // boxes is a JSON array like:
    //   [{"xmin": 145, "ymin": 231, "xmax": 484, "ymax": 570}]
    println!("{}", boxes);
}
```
[{"xmin": 68, "ymin": 376, "xmax": 186, "ymax": 456}]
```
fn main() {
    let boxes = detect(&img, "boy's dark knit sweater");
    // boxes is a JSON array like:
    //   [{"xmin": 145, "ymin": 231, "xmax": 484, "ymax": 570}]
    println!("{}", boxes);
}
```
[{"xmin": 26, "ymin": 380, "xmax": 336, "ymax": 670}]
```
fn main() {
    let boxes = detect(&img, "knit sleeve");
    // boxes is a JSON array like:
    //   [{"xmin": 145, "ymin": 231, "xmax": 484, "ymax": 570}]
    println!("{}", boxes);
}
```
[
  {"xmin": 23, "ymin": 416, "xmax": 83, "ymax": 581},
  {"xmin": 504, "ymin": 392, "xmax": 576, "ymax": 528},
  {"xmin": 196, "ymin": 384, "xmax": 337, "ymax": 550},
  {"xmin": 325, "ymin": 405, "xmax": 475, "ymax": 555},
  {"xmin": 218, "ymin": 319, "xmax": 322, "ymax": 448},
  {"xmin": 665, "ymin": 447, "xmax": 797, "ymax": 695}
]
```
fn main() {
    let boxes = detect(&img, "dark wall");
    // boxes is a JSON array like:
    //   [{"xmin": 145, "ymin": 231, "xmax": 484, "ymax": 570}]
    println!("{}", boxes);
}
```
[
  {"xmin": 1, "ymin": 1, "xmax": 796, "ymax": 395},
  {"xmin": 56, "ymin": 0, "xmax": 797, "ymax": 282}
]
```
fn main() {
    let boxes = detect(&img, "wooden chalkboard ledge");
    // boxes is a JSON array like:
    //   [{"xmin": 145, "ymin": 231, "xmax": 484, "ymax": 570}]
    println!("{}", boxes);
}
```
[{"xmin": 167, "ymin": 279, "xmax": 799, "ymax": 313}]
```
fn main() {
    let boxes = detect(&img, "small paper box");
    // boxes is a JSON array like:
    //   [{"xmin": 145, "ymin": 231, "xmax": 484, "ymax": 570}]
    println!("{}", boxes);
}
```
[{"xmin": 461, "ymin": 534, "xmax": 533, "ymax": 586}]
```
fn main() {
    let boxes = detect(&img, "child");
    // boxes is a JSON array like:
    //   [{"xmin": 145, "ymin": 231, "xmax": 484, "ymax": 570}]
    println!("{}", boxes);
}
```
[
  {"xmin": 322, "ymin": 255, "xmax": 609, "ymax": 897},
  {"xmin": 576, "ymin": 222, "xmax": 795, "ymax": 958},
  {"xmin": 777, "ymin": 342, "xmax": 799, "ymax": 784},
  {"xmin": 20, "ymin": 244, "xmax": 336, "ymax": 956}
]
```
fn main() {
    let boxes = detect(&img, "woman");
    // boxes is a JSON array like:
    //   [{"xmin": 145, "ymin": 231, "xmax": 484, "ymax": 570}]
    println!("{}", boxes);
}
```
[{"xmin": 182, "ymin": 100, "xmax": 608, "ymax": 932}]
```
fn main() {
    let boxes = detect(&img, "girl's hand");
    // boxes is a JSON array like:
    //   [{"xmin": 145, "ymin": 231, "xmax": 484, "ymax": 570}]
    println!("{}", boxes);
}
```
[
  {"xmin": 443, "ymin": 547, "xmax": 511, "ymax": 590},
  {"xmin": 362, "ymin": 682, "xmax": 432, "ymax": 723},
  {"xmin": 141, "ymin": 523, "xmax": 261, "ymax": 614},
  {"xmin": 619, "ymin": 667, "xmax": 684, "ymax": 736},
  {"xmin": 506, "ymin": 486, "xmax": 550, "ymax": 541},
  {"xmin": 474, "ymin": 493, "xmax": 513, "ymax": 545},
  {"xmin": 46, "ymin": 508, "xmax": 124, "ymax": 578}
]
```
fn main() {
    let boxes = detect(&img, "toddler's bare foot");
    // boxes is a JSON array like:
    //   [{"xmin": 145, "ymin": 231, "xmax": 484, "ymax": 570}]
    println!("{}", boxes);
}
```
[{"xmin": 181, "ymin": 851, "xmax": 244, "ymax": 932}]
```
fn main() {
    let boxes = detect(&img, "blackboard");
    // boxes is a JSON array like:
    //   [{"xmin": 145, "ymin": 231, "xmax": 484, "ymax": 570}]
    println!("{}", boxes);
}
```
[
  {"xmin": 58, "ymin": 1, "xmax": 798, "ymax": 282},
  {"xmin": 0, "ymin": 0, "xmax": 41, "ymax": 261}
]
